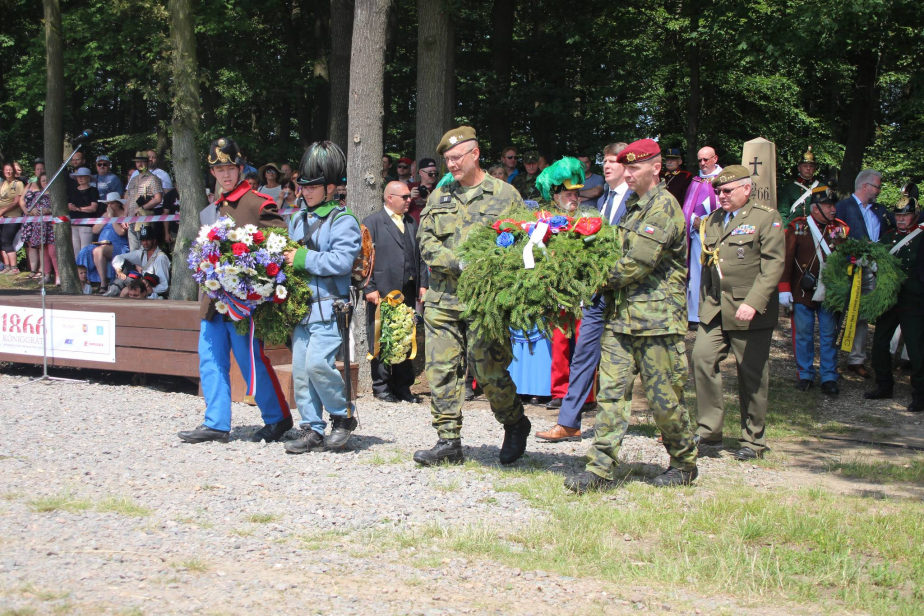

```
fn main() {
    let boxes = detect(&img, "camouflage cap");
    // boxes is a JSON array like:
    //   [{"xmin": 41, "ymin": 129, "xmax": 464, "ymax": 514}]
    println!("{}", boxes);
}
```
[
  {"xmin": 523, "ymin": 151, "xmax": 540, "ymax": 163},
  {"xmin": 616, "ymin": 139, "xmax": 660, "ymax": 164},
  {"xmin": 436, "ymin": 126, "xmax": 477, "ymax": 155},
  {"xmin": 712, "ymin": 165, "xmax": 751, "ymax": 187}
]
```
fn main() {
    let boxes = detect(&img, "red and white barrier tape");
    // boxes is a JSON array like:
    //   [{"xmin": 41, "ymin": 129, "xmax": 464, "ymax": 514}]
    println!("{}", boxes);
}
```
[{"xmin": 0, "ymin": 213, "xmax": 180, "ymax": 225}]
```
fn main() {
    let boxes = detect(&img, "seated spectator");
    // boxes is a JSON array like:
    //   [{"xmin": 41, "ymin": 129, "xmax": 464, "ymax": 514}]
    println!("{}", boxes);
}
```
[
  {"xmin": 112, "ymin": 225, "xmax": 170, "ymax": 297},
  {"xmin": 21, "ymin": 173, "xmax": 59, "ymax": 283},
  {"xmin": 76, "ymin": 265, "xmax": 92, "ymax": 295},
  {"xmin": 487, "ymin": 165, "xmax": 507, "ymax": 181},
  {"xmin": 76, "ymin": 193, "xmax": 130, "ymax": 294},
  {"xmin": 125, "ymin": 278, "xmax": 148, "ymax": 299},
  {"xmin": 258, "ymin": 162, "xmax": 284, "ymax": 204}
]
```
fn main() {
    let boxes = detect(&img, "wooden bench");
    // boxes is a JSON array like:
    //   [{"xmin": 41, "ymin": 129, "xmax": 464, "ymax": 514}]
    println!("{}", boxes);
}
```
[{"xmin": 0, "ymin": 292, "xmax": 358, "ymax": 405}]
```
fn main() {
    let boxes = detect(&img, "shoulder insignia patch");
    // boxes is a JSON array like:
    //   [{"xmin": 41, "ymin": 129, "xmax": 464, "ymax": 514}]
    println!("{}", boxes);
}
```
[{"xmin": 439, "ymin": 195, "xmax": 452, "ymax": 204}]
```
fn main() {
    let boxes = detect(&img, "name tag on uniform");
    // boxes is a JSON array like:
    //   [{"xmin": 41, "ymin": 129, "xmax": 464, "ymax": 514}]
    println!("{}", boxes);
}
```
[
  {"xmin": 439, "ymin": 195, "xmax": 452, "ymax": 204},
  {"xmin": 730, "ymin": 225, "xmax": 755, "ymax": 236}
]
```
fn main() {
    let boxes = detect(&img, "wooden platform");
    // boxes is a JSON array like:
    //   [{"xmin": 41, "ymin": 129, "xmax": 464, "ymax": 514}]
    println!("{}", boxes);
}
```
[{"xmin": 0, "ymin": 292, "xmax": 358, "ymax": 405}]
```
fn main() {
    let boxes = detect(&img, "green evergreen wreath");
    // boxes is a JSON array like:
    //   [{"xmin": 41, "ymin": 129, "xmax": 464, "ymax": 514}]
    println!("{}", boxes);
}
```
[
  {"xmin": 456, "ymin": 206, "xmax": 622, "ymax": 344},
  {"xmin": 821, "ymin": 238, "xmax": 905, "ymax": 322}
]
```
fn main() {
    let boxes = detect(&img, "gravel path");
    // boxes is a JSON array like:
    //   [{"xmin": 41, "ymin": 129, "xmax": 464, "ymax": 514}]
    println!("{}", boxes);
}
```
[{"xmin": 0, "ymin": 372, "xmax": 803, "ymax": 615}]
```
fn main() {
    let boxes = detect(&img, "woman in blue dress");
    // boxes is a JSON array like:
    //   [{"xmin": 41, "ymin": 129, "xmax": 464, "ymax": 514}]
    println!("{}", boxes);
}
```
[
  {"xmin": 75, "ymin": 193, "xmax": 129, "ymax": 294},
  {"xmin": 508, "ymin": 326, "xmax": 553, "ymax": 404}
]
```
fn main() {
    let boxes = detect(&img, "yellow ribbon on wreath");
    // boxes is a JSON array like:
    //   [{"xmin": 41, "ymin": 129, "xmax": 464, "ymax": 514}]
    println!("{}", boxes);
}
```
[
  {"xmin": 367, "ymin": 290, "xmax": 417, "ymax": 361},
  {"xmin": 839, "ymin": 263, "xmax": 863, "ymax": 351}
]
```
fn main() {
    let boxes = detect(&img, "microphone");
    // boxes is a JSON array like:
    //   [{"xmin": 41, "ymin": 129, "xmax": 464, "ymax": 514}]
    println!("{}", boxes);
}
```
[{"xmin": 71, "ymin": 129, "xmax": 93, "ymax": 145}]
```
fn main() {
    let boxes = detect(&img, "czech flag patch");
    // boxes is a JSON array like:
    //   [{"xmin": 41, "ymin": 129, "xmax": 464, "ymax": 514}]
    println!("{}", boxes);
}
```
[
  {"xmin": 644, "ymin": 225, "xmax": 655, "ymax": 234},
  {"xmin": 772, "ymin": 222, "xmax": 781, "ymax": 227}
]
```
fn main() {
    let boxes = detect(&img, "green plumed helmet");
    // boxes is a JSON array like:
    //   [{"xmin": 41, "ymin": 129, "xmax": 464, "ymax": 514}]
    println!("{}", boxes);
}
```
[{"xmin": 534, "ymin": 157, "xmax": 586, "ymax": 201}]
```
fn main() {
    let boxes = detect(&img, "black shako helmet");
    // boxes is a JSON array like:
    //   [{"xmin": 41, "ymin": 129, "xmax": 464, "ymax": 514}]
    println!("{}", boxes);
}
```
[{"xmin": 297, "ymin": 141, "xmax": 346, "ymax": 187}]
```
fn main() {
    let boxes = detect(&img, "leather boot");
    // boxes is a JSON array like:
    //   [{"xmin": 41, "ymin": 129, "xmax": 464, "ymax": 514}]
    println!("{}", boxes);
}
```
[
  {"xmin": 499, "ymin": 416, "xmax": 531, "ymax": 465},
  {"xmin": 864, "ymin": 383, "xmax": 894, "ymax": 400},
  {"xmin": 178, "ymin": 424, "xmax": 230, "ymax": 444},
  {"xmin": 250, "ymin": 416, "xmax": 293, "ymax": 442},
  {"xmin": 908, "ymin": 386, "xmax": 924, "ymax": 413},
  {"xmin": 326, "ymin": 415, "xmax": 358, "ymax": 450},
  {"xmin": 413, "ymin": 438, "xmax": 463, "ymax": 466}
]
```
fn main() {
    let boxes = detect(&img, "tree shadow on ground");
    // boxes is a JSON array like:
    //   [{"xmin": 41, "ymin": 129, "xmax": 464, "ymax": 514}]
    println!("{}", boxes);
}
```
[{"xmin": 229, "ymin": 426, "xmax": 392, "ymax": 452}]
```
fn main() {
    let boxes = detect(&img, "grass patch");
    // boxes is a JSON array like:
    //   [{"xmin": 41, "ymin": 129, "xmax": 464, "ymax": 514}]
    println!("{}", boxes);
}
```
[
  {"xmin": 628, "ymin": 422, "xmax": 660, "ymax": 438},
  {"xmin": 825, "ymin": 456, "xmax": 924, "ymax": 485},
  {"xmin": 172, "ymin": 558, "xmax": 208, "ymax": 573},
  {"xmin": 1, "ymin": 491, "xmax": 24, "ymax": 501},
  {"xmin": 246, "ymin": 512, "xmax": 281, "ymax": 524},
  {"xmin": 17, "ymin": 583, "xmax": 69, "ymax": 601},
  {"xmin": 228, "ymin": 527, "xmax": 254, "ymax": 537},
  {"xmin": 2, "ymin": 608, "xmax": 37, "ymax": 616},
  {"xmin": 856, "ymin": 414, "xmax": 891, "ymax": 428},
  {"xmin": 96, "ymin": 497, "xmax": 152, "ymax": 518},
  {"xmin": 431, "ymin": 477, "xmax": 462, "ymax": 492},
  {"xmin": 392, "ymin": 472, "xmax": 924, "ymax": 615},
  {"xmin": 27, "ymin": 492, "xmax": 92, "ymax": 514},
  {"xmin": 365, "ymin": 449, "xmax": 407, "ymax": 466}
]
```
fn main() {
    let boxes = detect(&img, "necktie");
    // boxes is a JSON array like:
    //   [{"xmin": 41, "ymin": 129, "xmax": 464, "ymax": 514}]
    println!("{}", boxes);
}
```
[
  {"xmin": 602, "ymin": 190, "xmax": 616, "ymax": 222},
  {"xmin": 612, "ymin": 193, "xmax": 627, "ymax": 225},
  {"xmin": 391, "ymin": 212, "xmax": 405, "ymax": 233}
]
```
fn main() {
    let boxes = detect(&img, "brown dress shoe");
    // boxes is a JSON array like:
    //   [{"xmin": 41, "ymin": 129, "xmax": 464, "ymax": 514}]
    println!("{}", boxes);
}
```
[
  {"xmin": 847, "ymin": 364, "xmax": 870, "ymax": 378},
  {"xmin": 535, "ymin": 424, "xmax": 581, "ymax": 442}
]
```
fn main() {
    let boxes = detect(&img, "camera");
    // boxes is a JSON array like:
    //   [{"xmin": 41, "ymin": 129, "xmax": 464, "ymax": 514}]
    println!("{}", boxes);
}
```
[{"xmin": 418, "ymin": 185, "xmax": 429, "ymax": 200}]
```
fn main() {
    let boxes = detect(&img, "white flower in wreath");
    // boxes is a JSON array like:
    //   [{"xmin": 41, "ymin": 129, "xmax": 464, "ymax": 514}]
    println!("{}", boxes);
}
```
[
  {"xmin": 227, "ymin": 228, "xmax": 244, "ymax": 243},
  {"xmin": 224, "ymin": 265, "xmax": 240, "ymax": 276},
  {"xmin": 275, "ymin": 285, "xmax": 288, "ymax": 300},
  {"xmin": 266, "ymin": 234, "xmax": 288, "ymax": 253},
  {"xmin": 205, "ymin": 279, "xmax": 221, "ymax": 291},
  {"xmin": 196, "ymin": 227, "xmax": 212, "ymax": 243},
  {"xmin": 199, "ymin": 261, "xmax": 212, "ymax": 272},
  {"xmin": 243, "ymin": 224, "xmax": 259, "ymax": 236},
  {"xmin": 215, "ymin": 301, "xmax": 229, "ymax": 314}
]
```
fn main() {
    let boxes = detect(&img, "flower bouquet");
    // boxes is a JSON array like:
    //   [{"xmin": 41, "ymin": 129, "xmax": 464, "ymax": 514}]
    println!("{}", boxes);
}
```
[
  {"xmin": 456, "ymin": 208, "xmax": 621, "ymax": 343},
  {"xmin": 369, "ymin": 290, "xmax": 418, "ymax": 365},
  {"xmin": 188, "ymin": 216, "xmax": 312, "ymax": 345},
  {"xmin": 821, "ymin": 238, "xmax": 904, "ymax": 321}
]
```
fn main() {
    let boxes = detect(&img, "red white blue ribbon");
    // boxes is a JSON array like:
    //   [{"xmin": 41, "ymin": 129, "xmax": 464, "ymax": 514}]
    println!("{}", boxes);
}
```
[{"xmin": 222, "ymin": 292, "xmax": 258, "ymax": 399}]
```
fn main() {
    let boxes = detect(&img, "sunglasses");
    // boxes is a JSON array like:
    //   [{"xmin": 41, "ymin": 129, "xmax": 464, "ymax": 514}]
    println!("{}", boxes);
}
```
[
  {"xmin": 396, "ymin": 164, "xmax": 409, "ymax": 169},
  {"xmin": 97, "ymin": 162, "xmax": 109, "ymax": 166},
  {"xmin": 391, "ymin": 194, "xmax": 412, "ymax": 200},
  {"xmin": 421, "ymin": 171, "xmax": 437, "ymax": 176},
  {"xmin": 503, "ymin": 155, "xmax": 517, "ymax": 160},
  {"xmin": 714, "ymin": 184, "xmax": 744, "ymax": 196}
]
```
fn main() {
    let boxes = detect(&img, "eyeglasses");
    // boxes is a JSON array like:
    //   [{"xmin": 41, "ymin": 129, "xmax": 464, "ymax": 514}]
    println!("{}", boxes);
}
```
[
  {"xmin": 96, "ymin": 162, "xmax": 109, "ymax": 166},
  {"xmin": 714, "ymin": 184, "xmax": 745, "ymax": 197},
  {"xmin": 698, "ymin": 156, "xmax": 716, "ymax": 162},
  {"xmin": 503, "ymin": 155, "xmax": 517, "ymax": 160},
  {"xmin": 444, "ymin": 148, "xmax": 475, "ymax": 166},
  {"xmin": 864, "ymin": 182, "xmax": 882, "ymax": 190}
]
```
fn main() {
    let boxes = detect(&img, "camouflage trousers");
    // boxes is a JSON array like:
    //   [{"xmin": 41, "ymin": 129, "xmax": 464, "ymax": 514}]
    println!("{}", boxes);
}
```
[
  {"xmin": 424, "ymin": 306, "xmax": 525, "ymax": 439},
  {"xmin": 586, "ymin": 332, "xmax": 697, "ymax": 479}
]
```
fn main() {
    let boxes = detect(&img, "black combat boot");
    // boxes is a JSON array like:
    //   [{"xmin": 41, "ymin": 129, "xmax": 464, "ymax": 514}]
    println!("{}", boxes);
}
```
[
  {"xmin": 564, "ymin": 471, "xmax": 614, "ymax": 494},
  {"xmin": 908, "ymin": 386, "xmax": 924, "ymax": 413},
  {"xmin": 499, "ymin": 416, "xmax": 531, "ymax": 465},
  {"xmin": 250, "ymin": 416, "xmax": 294, "ymax": 442},
  {"xmin": 326, "ymin": 415, "xmax": 358, "ymax": 450},
  {"xmin": 652, "ymin": 466, "xmax": 699, "ymax": 487},
  {"xmin": 413, "ymin": 438, "xmax": 464, "ymax": 466},
  {"xmin": 864, "ymin": 383, "xmax": 894, "ymax": 400}
]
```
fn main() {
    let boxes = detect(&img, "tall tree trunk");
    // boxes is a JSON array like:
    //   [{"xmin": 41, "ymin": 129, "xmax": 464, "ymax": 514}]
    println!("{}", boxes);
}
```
[
  {"xmin": 311, "ymin": 2, "xmax": 332, "ymax": 144},
  {"xmin": 840, "ymin": 50, "xmax": 880, "ymax": 195},
  {"xmin": 43, "ymin": 0, "xmax": 79, "ymax": 294},
  {"xmin": 167, "ymin": 0, "xmax": 208, "ymax": 301},
  {"xmin": 683, "ymin": 0, "xmax": 701, "ymax": 173},
  {"xmin": 414, "ymin": 0, "xmax": 455, "ymax": 164},
  {"xmin": 488, "ymin": 0, "xmax": 515, "ymax": 155},
  {"xmin": 329, "ymin": 0, "xmax": 354, "ymax": 147},
  {"xmin": 347, "ymin": 0, "xmax": 392, "ymax": 392},
  {"xmin": 156, "ymin": 81, "xmax": 170, "ymax": 157}
]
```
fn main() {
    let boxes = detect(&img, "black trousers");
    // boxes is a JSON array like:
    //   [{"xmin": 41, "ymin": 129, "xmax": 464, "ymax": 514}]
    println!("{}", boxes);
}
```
[{"xmin": 367, "ymin": 279, "xmax": 417, "ymax": 396}]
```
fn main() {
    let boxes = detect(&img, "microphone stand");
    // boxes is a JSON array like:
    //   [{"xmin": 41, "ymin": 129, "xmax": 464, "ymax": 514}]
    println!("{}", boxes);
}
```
[{"xmin": 21, "ymin": 145, "xmax": 88, "ymax": 387}]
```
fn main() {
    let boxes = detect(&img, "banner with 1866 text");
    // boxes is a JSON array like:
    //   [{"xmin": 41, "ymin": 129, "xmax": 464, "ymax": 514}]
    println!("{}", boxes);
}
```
[{"xmin": 0, "ymin": 306, "xmax": 116, "ymax": 363}]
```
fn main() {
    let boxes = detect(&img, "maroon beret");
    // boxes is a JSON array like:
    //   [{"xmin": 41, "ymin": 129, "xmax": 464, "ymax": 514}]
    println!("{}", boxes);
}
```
[{"xmin": 616, "ymin": 139, "xmax": 661, "ymax": 164}]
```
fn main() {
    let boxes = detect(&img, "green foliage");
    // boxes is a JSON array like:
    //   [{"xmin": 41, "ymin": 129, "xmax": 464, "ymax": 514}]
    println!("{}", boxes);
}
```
[
  {"xmin": 456, "ymin": 208, "xmax": 621, "ymax": 343},
  {"xmin": 822, "ymin": 239, "xmax": 906, "ymax": 321},
  {"xmin": 377, "ymin": 300, "xmax": 416, "ymax": 366}
]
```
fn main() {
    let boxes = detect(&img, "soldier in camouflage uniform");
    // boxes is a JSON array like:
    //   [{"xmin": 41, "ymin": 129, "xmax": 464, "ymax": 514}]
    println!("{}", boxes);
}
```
[
  {"xmin": 511, "ymin": 151, "xmax": 542, "ymax": 202},
  {"xmin": 565, "ymin": 138, "xmax": 698, "ymax": 493},
  {"xmin": 413, "ymin": 126, "xmax": 531, "ymax": 466}
]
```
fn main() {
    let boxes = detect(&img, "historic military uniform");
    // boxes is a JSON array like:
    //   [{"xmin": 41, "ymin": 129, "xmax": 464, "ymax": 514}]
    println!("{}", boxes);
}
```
[
  {"xmin": 660, "ymin": 147, "xmax": 694, "ymax": 205},
  {"xmin": 777, "ymin": 146, "xmax": 821, "ymax": 224},
  {"xmin": 692, "ymin": 165, "xmax": 785, "ymax": 459},
  {"xmin": 178, "ymin": 138, "xmax": 293, "ymax": 445},
  {"xmin": 778, "ymin": 186, "xmax": 849, "ymax": 394},
  {"xmin": 866, "ymin": 188, "xmax": 924, "ymax": 412},
  {"xmin": 415, "ymin": 126, "xmax": 528, "ymax": 466},
  {"xmin": 568, "ymin": 139, "xmax": 697, "ymax": 492}
]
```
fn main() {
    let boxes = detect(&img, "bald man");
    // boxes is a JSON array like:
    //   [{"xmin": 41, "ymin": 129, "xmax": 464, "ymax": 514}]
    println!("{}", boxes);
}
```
[{"xmin": 362, "ymin": 181, "xmax": 428, "ymax": 403}]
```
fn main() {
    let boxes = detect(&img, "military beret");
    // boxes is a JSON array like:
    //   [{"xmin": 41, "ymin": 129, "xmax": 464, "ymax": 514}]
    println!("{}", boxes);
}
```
[
  {"xmin": 616, "ymin": 139, "xmax": 660, "ymax": 164},
  {"xmin": 712, "ymin": 165, "xmax": 752, "ymax": 187},
  {"xmin": 436, "ymin": 126, "xmax": 478, "ymax": 155},
  {"xmin": 663, "ymin": 147, "xmax": 683, "ymax": 159}
]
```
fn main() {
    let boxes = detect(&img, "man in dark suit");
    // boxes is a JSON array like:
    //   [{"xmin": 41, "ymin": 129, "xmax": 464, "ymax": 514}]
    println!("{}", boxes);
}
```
[
  {"xmin": 834, "ymin": 168, "xmax": 891, "ymax": 377},
  {"xmin": 363, "ymin": 181, "xmax": 429, "ymax": 403}
]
